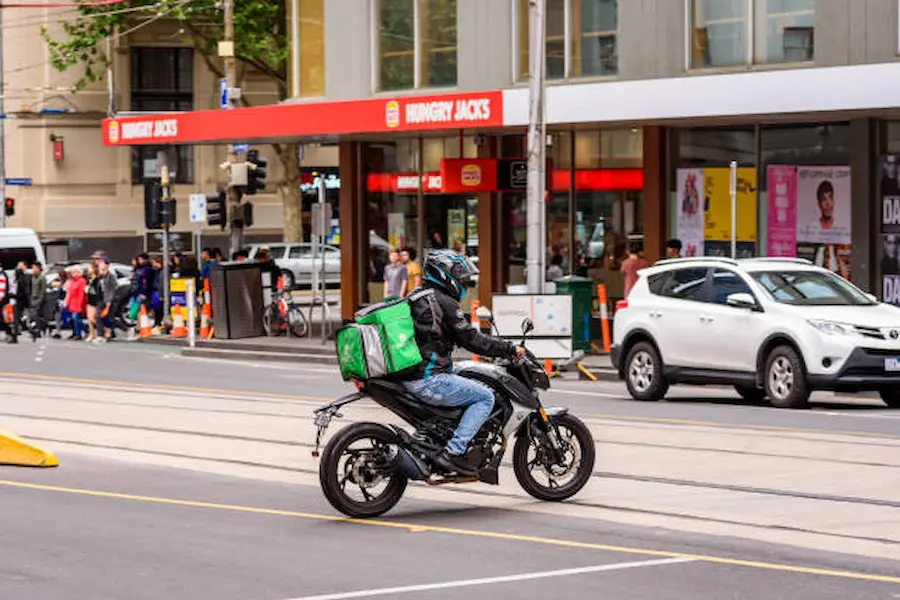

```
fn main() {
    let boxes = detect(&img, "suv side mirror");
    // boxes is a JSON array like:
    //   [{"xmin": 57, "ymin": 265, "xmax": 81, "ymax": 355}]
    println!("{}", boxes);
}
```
[{"xmin": 726, "ymin": 292, "xmax": 757, "ymax": 310}]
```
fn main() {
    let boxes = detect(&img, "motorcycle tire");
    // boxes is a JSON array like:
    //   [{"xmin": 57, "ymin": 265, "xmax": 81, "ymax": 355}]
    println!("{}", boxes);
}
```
[
  {"xmin": 319, "ymin": 422, "xmax": 408, "ymax": 518},
  {"xmin": 512, "ymin": 413, "xmax": 595, "ymax": 502}
]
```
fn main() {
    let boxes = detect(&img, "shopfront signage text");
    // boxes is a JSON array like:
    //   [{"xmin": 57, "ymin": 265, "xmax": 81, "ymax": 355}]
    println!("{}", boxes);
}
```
[
  {"xmin": 367, "ymin": 173, "xmax": 443, "ymax": 193},
  {"xmin": 110, "ymin": 118, "xmax": 179, "ymax": 143}
]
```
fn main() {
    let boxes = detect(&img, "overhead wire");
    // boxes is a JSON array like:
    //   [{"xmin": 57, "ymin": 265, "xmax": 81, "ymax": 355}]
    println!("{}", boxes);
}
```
[{"xmin": 0, "ymin": 2, "xmax": 167, "ymax": 32}]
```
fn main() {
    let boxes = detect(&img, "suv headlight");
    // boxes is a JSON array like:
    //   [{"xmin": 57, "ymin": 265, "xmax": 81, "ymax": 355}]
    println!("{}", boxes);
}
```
[{"xmin": 807, "ymin": 320, "xmax": 857, "ymax": 336}]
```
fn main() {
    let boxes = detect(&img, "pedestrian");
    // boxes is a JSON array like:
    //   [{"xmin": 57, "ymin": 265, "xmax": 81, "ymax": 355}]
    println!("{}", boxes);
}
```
[
  {"xmin": 383, "ymin": 249, "xmax": 408, "ymax": 300},
  {"xmin": 30, "ymin": 261, "xmax": 47, "ymax": 339},
  {"xmin": 97, "ymin": 260, "xmax": 118, "ymax": 341},
  {"xmin": 400, "ymin": 247, "xmax": 422, "ymax": 292},
  {"xmin": 51, "ymin": 267, "xmax": 68, "ymax": 339},
  {"xmin": 621, "ymin": 242, "xmax": 651, "ymax": 298},
  {"xmin": 666, "ymin": 239, "xmax": 683, "ymax": 259},
  {"xmin": 0, "ymin": 268, "xmax": 9, "ymax": 339},
  {"xmin": 65, "ymin": 266, "xmax": 87, "ymax": 340},
  {"xmin": 150, "ymin": 256, "xmax": 164, "ymax": 327},
  {"xmin": 7, "ymin": 261, "xmax": 32, "ymax": 344},
  {"xmin": 547, "ymin": 254, "xmax": 564, "ymax": 281},
  {"xmin": 85, "ymin": 264, "xmax": 101, "ymax": 342},
  {"xmin": 200, "ymin": 247, "xmax": 215, "ymax": 281}
]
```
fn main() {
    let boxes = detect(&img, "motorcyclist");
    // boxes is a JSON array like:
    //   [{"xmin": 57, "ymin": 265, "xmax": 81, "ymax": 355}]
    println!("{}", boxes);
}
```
[{"xmin": 404, "ymin": 250, "xmax": 525, "ymax": 476}]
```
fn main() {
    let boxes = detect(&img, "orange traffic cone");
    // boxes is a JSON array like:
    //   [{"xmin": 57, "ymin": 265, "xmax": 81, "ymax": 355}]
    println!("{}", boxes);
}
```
[
  {"xmin": 138, "ymin": 305, "xmax": 153, "ymax": 338},
  {"xmin": 170, "ymin": 306, "xmax": 186, "ymax": 338},
  {"xmin": 200, "ymin": 279, "xmax": 212, "ymax": 339}
]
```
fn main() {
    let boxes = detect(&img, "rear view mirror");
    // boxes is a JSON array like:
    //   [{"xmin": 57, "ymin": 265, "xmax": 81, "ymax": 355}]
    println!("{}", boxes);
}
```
[
  {"xmin": 726, "ymin": 292, "xmax": 756, "ymax": 310},
  {"xmin": 522, "ymin": 318, "xmax": 535, "ymax": 335}
]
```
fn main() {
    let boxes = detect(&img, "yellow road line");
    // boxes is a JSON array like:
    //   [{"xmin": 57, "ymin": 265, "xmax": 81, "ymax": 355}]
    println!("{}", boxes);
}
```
[
  {"xmin": 584, "ymin": 412, "xmax": 900, "ymax": 441},
  {"xmin": 0, "ymin": 372, "xmax": 332, "ymax": 403},
  {"xmin": 1, "ymin": 478, "xmax": 898, "ymax": 584}
]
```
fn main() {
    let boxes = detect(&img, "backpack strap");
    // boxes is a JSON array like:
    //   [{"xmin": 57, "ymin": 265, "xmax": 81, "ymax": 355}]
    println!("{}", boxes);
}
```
[{"xmin": 408, "ymin": 288, "xmax": 443, "ymax": 338}]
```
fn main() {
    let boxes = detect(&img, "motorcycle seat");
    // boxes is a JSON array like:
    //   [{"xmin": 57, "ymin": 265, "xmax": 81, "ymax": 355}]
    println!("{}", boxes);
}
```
[{"xmin": 367, "ymin": 379, "xmax": 464, "ymax": 421}]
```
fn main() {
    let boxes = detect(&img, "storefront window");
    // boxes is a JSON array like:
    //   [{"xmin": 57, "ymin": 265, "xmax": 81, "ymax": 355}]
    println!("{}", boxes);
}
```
[
  {"xmin": 376, "ymin": 0, "xmax": 457, "ymax": 91},
  {"xmin": 692, "ymin": 0, "xmax": 814, "ymax": 68},
  {"xmin": 548, "ymin": 132, "xmax": 573, "ymax": 275},
  {"xmin": 518, "ymin": 0, "xmax": 619, "ymax": 80},
  {"xmin": 298, "ymin": 0, "xmax": 324, "ymax": 97},
  {"xmin": 362, "ymin": 141, "xmax": 420, "ymax": 302}
]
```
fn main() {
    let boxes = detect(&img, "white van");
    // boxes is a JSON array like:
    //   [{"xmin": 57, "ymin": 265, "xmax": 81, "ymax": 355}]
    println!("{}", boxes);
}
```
[{"xmin": 0, "ymin": 228, "xmax": 47, "ymax": 273}]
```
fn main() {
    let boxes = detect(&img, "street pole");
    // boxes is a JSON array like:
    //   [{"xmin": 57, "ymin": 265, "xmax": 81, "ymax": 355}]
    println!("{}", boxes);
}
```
[
  {"xmin": 730, "ymin": 160, "xmax": 738, "ymax": 259},
  {"xmin": 187, "ymin": 278, "xmax": 196, "ymax": 348},
  {"xmin": 222, "ymin": 0, "xmax": 243, "ymax": 256},
  {"xmin": 525, "ymin": 0, "xmax": 546, "ymax": 294},
  {"xmin": 0, "ymin": 4, "xmax": 6, "ymax": 229},
  {"xmin": 161, "ymin": 166, "xmax": 171, "ymax": 325}
]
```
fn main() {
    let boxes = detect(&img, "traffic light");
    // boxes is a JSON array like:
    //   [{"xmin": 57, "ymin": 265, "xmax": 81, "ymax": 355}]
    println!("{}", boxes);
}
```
[
  {"xmin": 144, "ymin": 180, "xmax": 162, "ymax": 229},
  {"xmin": 245, "ymin": 149, "xmax": 267, "ymax": 196},
  {"xmin": 206, "ymin": 191, "xmax": 227, "ymax": 230},
  {"xmin": 242, "ymin": 202, "xmax": 254, "ymax": 227},
  {"xmin": 4, "ymin": 197, "xmax": 14, "ymax": 217},
  {"xmin": 160, "ymin": 198, "xmax": 177, "ymax": 227}
]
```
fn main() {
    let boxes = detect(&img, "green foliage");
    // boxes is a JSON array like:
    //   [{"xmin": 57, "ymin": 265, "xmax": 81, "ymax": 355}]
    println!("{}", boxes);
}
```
[{"xmin": 42, "ymin": 0, "xmax": 288, "ymax": 96}]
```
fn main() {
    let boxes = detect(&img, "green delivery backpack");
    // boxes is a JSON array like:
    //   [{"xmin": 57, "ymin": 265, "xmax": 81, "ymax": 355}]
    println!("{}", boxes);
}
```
[{"xmin": 335, "ymin": 288, "xmax": 442, "ymax": 382}]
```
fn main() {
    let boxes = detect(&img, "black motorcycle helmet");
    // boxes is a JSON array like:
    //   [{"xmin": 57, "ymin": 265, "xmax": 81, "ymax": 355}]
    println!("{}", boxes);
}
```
[{"xmin": 423, "ymin": 250, "xmax": 479, "ymax": 301}]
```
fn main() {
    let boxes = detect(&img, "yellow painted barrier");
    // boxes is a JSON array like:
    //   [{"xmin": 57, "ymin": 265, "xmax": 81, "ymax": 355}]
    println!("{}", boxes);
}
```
[{"xmin": 0, "ymin": 431, "xmax": 59, "ymax": 467}]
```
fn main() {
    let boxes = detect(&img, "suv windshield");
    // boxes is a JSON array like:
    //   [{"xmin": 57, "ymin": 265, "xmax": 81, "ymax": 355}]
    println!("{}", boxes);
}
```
[{"xmin": 751, "ymin": 271, "xmax": 876, "ymax": 306}]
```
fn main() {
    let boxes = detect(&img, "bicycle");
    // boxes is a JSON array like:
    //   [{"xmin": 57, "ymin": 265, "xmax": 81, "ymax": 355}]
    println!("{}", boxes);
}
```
[{"xmin": 264, "ymin": 287, "xmax": 309, "ymax": 338}]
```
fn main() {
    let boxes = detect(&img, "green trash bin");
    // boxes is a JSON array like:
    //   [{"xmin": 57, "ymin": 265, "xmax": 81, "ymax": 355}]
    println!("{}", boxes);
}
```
[{"xmin": 554, "ymin": 275, "xmax": 594, "ymax": 352}]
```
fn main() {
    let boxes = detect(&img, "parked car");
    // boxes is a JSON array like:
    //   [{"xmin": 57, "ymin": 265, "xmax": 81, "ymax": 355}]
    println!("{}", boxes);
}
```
[
  {"xmin": 0, "ymin": 228, "xmax": 46, "ymax": 275},
  {"xmin": 247, "ymin": 243, "xmax": 340, "ymax": 289},
  {"xmin": 611, "ymin": 257, "xmax": 900, "ymax": 409}
]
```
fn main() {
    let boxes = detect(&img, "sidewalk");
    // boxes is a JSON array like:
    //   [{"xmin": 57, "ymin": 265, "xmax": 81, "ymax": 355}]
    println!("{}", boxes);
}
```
[{"xmin": 141, "ymin": 333, "xmax": 616, "ymax": 378}]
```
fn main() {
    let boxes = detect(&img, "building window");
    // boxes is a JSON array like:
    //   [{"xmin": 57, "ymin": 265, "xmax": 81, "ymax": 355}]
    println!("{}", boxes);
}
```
[
  {"xmin": 691, "ymin": 0, "xmax": 814, "ymax": 69},
  {"xmin": 376, "ymin": 0, "xmax": 457, "ymax": 91},
  {"xmin": 298, "ymin": 0, "xmax": 325, "ymax": 97},
  {"xmin": 130, "ymin": 47, "xmax": 194, "ymax": 184},
  {"xmin": 517, "ymin": 0, "xmax": 619, "ymax": 81}
]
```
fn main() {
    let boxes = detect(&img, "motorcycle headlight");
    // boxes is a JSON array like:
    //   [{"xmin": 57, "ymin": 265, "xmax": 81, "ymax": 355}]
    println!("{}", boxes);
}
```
[{"xmin": 807, "ymin": 320, "xmax": 857, "ymax": 336}]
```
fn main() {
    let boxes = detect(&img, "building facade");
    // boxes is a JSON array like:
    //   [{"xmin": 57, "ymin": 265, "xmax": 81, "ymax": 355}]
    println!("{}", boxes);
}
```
[
  {"xmin": 100, "ymin": 0, "xmax": 900, "ymax": 316},
  {"xmin": 2, "ymin": 12, "xmax": 337, "ymax": 262}
]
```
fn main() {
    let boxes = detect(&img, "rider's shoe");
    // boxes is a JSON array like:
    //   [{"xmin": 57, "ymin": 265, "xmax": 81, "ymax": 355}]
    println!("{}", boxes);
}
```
[{"xmin": 433, "ymin": 450, "xmax": 477, "ymax": 477}]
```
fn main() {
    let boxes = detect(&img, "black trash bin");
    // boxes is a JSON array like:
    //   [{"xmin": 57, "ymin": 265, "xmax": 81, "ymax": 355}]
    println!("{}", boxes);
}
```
[{"xmin": 209, "ymin": 261, "xmax": 265, "ymax": 339}]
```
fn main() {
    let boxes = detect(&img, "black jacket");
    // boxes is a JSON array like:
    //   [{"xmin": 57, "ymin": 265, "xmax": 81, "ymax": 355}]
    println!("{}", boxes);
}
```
[
  {"xmin": 407, "ymin": 283, "xmax": 515, "ymax": 378},
  {"xmin": 14, "ymin": 269, "xmax": 31, "ymax": 304}
]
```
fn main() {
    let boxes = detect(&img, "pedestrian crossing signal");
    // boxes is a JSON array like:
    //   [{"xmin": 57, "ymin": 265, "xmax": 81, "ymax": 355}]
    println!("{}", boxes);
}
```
[
  {"xmin": 206, "ymin": 191, "xmax": 227, "ymax": 230},
  {"xmin": 4, "ymin": 197, "xmax": 14, "ymax": 217}
]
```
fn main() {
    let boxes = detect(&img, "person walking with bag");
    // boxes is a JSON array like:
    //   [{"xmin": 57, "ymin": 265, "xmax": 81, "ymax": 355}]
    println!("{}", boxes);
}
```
[{"xmin": 65, "ymin": 266, "xmax": 87, "ymax": 340}]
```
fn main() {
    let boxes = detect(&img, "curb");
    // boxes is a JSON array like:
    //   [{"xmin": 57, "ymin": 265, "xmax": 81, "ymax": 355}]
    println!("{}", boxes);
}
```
[{"xmin": 0, "ymin": 431, "xmax": 59, "ymax": 467}]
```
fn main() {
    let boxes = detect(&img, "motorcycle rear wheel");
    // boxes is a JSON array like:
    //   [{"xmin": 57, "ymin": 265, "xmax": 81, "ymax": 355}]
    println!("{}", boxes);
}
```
[
  {"xmin": 319, "ymin": 422, "xmax": 408, "ymax": 518},
  {"xmin": 513, "ymin": 413, "xmax": 595, "ymax": 502}
]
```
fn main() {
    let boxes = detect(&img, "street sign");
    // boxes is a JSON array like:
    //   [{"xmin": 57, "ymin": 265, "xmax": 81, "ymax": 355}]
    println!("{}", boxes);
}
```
[
  {"xmin": 232, "ymin": 143, "xmax": 249, "ymax": 153},
  {"xmin": 5, "ymin": 178, "xmax": 32, "ymax": 186},
  {"xmin": 189, "ymin": 193, "xmax": 207, "ymax": 223},
  {"xmin": 311, "ymin": 202, "xmax": 332, "ymax": 237},
  {"xmin": 219, "ymin": 78, "xmax": 228, "ymax": 110}
]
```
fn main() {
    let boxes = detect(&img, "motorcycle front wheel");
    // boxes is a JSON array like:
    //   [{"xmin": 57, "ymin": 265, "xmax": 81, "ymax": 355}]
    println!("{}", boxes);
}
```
[
  {"xmin": 319, "ymin": 422, "xmax": 408, "ymax": 518},
  {"xmin": 512, "ymin": 413, "xmax": 595, "ymax": 502}
]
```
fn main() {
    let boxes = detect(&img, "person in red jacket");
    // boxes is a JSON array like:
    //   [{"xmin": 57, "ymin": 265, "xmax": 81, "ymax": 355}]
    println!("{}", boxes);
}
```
[{"xmin": 65, "ymin": 266, "xmax": 87, "ymax": 340}]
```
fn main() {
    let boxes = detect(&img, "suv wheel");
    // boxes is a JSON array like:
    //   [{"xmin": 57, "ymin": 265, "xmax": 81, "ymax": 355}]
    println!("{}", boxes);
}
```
[
  {"xmin": 880, "ymin": 387, "xmax": 900, "ymax": 408},
  {"xmin": 624, "ymin": 342, "xmax": 668, "ymax": 401},
  {"xmin": 764, "ymin": 346, "xmax": 810, "ymax": 409},
  {"xmin": 735, "ymin": 385, "xmax": 767, "ymax": 403}
]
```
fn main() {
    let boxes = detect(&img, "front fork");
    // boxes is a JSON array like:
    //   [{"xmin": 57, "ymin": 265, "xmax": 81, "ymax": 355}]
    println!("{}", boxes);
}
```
[{"xmin": 534, "ymin": 403, "xmax": 567, "ymax": 464}]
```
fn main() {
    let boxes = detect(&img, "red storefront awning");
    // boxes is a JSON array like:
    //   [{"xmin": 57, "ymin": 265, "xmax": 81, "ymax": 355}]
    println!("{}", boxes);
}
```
[{"xmin": 102, "ymin": 90, "xmax": 504, "ymax": 146}]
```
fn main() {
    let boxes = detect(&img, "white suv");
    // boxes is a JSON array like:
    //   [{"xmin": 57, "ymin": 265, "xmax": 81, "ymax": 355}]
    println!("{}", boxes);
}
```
[{"xmin": 611, "ymin": 257, "xmax": 900, "ymax": 409}]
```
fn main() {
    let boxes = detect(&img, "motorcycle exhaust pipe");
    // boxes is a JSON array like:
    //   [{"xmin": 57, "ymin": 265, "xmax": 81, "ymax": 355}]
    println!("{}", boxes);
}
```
[{"xmin": 384, "ymin": 444, "xmax": 430, "ymax": 481}]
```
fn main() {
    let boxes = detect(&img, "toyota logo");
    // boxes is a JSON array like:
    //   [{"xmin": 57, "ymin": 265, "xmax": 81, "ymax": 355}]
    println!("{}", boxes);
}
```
[{"xmin": 891, "ymin": 330, "xmax": 900, "ymax": 340}]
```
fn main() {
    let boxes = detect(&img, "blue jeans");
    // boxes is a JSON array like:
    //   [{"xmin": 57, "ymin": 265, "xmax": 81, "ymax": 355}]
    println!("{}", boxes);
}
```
[
  {"xmin": 71, "ymin": 313, "xmax": 86, "ymax": 339},
  {"xmin": 403, "ymin": 373, "xmax": 494, "ymax": 456}
]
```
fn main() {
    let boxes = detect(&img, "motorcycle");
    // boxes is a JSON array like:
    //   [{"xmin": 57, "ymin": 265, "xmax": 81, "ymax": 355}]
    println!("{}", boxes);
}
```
[{"xmin": 312, "ymin": 313, "xmax": 596, "ymax": 518}]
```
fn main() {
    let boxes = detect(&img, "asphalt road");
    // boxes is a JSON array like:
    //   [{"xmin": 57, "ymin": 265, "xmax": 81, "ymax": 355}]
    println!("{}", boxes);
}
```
[
  {"xmin": 3, "ymin": 455, "xmax": 899, "ymax": 600},
  {"xmin": 1, "ymin": 338, "xmax": 899, "ymax": 598}
]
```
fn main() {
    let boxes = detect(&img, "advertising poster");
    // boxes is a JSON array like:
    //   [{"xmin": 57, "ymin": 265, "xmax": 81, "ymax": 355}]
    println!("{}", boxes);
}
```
[
  {"xmin": 766, "ymin": 166, "xmax": 798, "ymax": 257},
  {"xmin": 796, "ymin": 166, "xmax": 852, "ymax": 279},
  {"xmin": 703, "ymin": 167, "xmax": 758, "ymax": 258},
  {"xmin": 675, "ymin": 168, "xmax": 705, "ymax": 257},
  {"xmin": 881, "ymin": 156, "xmax": 900, "ymax": 305},
  {"xmin": 447, "ymin": 209, "xmax": 466, "ymax": 253},
  {"xmin": 387, "ymin": 212, "xmax": 405, "ymax": 250}
]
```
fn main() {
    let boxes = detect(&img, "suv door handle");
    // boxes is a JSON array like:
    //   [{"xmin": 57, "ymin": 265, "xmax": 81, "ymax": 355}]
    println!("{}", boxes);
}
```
[
  {"xmin": 650, "ymin": 310, "xmax": 662, "ymax": 318},
  {"xmin": 700, "ymin": 316, "xmax": 715, "ymax": 323}
]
